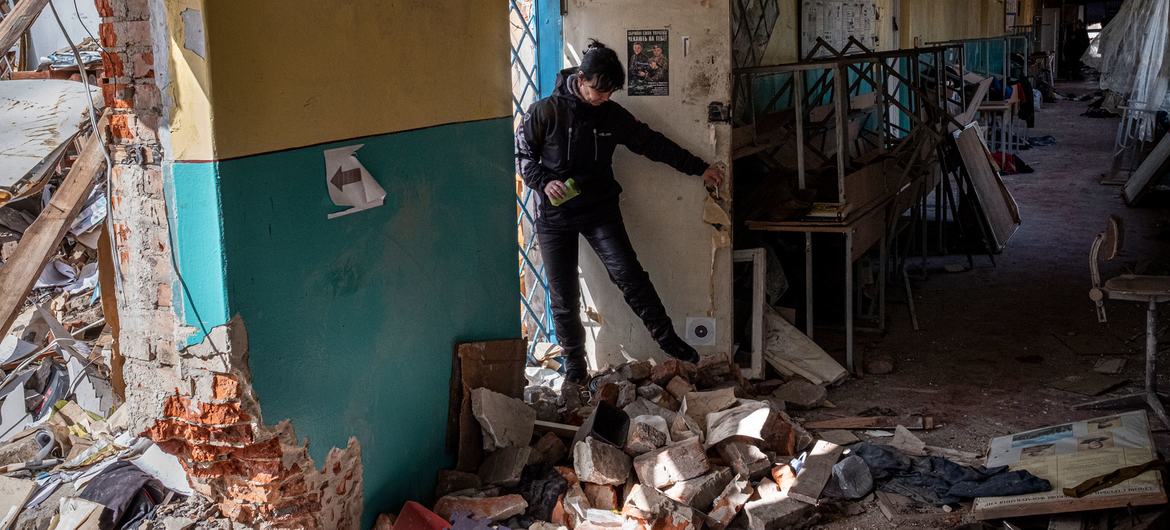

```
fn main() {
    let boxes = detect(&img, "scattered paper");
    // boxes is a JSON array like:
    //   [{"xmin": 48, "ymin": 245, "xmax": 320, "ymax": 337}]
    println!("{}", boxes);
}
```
[
  {"xmin": 324, "ymin": 144, "xmax": 386, "ymax": 219},
  {"xmin": 0, "ymin": 335, "xmax": 38, "ymax": 366},
  {"xmin": 34, "ymin": 260, "xmax": 77, "ymax": 289}
]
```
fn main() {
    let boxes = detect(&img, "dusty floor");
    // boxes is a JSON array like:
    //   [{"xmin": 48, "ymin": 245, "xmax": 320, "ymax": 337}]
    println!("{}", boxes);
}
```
[{"xmin": 811, "ymin": 82, "xmax": 1170, "ymax": 528}]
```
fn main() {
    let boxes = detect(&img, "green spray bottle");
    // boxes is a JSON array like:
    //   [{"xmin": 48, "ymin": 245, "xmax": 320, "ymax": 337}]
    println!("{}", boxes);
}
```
[{"xmin": 549, "ymin": 178, "xmax": 581, "ymax": 207}]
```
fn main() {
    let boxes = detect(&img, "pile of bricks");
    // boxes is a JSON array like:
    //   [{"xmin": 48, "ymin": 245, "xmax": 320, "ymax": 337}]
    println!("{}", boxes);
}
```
[
  {"xmin": 145, "ymin": 377, "xmax": 325, "ymax": 528},
  {"xmin": 410, "ymin": 354, "xmax": 864, "ymax": 530}
]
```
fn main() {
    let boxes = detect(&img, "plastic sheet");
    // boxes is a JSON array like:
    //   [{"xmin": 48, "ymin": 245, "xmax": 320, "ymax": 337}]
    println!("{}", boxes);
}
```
[{"xmin": 1084, "ymin": 0, "xmax": 1170, "ymax": 140}]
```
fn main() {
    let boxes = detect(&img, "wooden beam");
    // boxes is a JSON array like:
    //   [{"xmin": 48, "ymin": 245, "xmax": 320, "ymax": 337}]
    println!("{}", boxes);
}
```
[
  {"xmin": 0, "ymin": 0, "xmax": 49, "ymax": 56},
  {"xmin": 0, "ymin": 120, "xmax": 107, "ymax": 337}
]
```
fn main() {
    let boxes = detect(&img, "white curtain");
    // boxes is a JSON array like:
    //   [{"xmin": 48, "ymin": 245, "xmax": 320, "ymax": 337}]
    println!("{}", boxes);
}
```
[{"xmin": 1084, "ymin": 0, "xmax": 1170, "ymax": 140}]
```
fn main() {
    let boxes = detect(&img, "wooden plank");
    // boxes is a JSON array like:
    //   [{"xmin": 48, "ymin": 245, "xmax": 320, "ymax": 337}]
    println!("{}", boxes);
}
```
[
  {"xmin": 0, "ymin": 0, "xmax": 49, "ymax": 55},
  {"xmin": 955, "ymin": 125, "xmax": 1020, "ymax": 251},
  {"xmin": 803, "ymin": 415, "xmax": 934, "ymax": 430},
  {"xmin": 1125, "ymin": 134, "xmax": 1170, "ymax": 205},
  {"xmin": 0, "ymin": 125, "xmax": 106, "ymax": 337},
  {"xmin": 787, "ymin": 440, "xmax": 844, "ymax": 504},
  {"xmin": 451, "ymin": 339, "xmax": 527, "ymax": 472}
]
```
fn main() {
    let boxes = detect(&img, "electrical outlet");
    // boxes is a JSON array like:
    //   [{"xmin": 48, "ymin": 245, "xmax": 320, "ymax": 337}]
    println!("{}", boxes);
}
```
[{"xmin": 685, "ymin": 317, "xmax": 716, "ymax": 346}]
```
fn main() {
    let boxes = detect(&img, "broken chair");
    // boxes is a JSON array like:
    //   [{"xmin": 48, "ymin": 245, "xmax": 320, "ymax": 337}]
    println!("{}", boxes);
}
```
[{"xmin": 1079, "ymin": 215, "xmax": 1170, "ymax": 429}]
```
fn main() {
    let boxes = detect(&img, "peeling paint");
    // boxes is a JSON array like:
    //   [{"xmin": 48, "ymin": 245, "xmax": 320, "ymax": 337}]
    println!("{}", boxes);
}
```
[{"xmin": 180, "ymin": 9, "xmax": 206, "ymax": 58}]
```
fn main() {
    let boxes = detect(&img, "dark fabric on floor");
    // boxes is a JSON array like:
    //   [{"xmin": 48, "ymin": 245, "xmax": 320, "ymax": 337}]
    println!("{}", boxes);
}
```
[{"xmin": 851, "ymin": 443, "xmax": 1051, "ymax": 505}]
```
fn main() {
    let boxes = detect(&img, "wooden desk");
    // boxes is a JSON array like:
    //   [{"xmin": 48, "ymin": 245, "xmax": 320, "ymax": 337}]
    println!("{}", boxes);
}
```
[
  {"xmin": 747, "ymin": 197, "xmax": 891, "ymax": 375},
  {"xmin": 978, "ymin": 93, "xmax": 1020, "ymax": 158}
]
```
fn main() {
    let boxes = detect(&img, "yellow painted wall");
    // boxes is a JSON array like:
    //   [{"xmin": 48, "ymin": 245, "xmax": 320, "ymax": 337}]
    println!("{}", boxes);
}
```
[
  {"xmin": 899, "ymin": 0, "xmax": 1007, "ymax": 48},
  {"xmin": 164, "ymin": 0, "xmax": 217, "ymax": 161},
  {"xmin": 197, "ymin": 0, "xmax": 511, "ymax": 160}
]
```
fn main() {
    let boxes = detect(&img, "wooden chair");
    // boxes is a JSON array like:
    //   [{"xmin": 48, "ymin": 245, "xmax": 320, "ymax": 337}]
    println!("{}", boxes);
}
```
[{"xmin": 1079, "ymin": 215, "xmax": 1170, "ymax": 429}]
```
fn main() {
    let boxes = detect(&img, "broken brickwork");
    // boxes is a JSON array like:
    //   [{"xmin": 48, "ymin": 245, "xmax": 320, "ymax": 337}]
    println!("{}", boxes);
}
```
[{"xmin": 97, "ymin": 2, "xmax": 363, "ymax": 527}]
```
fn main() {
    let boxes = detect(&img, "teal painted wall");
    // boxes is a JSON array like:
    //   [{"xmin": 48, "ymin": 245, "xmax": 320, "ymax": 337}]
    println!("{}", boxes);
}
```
[
  {"xmin": 214, "ymin": 117, "xmax": 520, "ymax": 525},
  {"xmin": 168, "ymin": 162, "xmax": 231, "ymax": 346}
]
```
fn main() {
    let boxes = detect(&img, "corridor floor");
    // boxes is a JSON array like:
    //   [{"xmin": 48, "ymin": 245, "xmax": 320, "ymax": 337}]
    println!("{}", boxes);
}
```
[{"xmin": 817, "ymin": 82, "xmax": 1170, "ymax": 528}]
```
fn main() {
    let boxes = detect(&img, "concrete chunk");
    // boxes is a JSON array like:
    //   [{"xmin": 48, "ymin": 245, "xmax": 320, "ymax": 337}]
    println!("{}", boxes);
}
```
[
  {"xmin": 662, "ymin": 467, "xmax": 733, "ymax": 510},
  {"xmin": 625, "ymin": 415, "xmax": 669, "ymax": 455},
  {"xmin": 742, "ymin": 481, "xmax": 810, "ymax": 530},
  {"xmin": 434, "ymin": 494, "xmax": 529, "ymax": 522},
  {"xmin": 573, "ymin": 437, "xmax": 632, "ymax": 486},
  {"xmin": 632, "ymin": 437, "xmax": 710, "ymax": 488},
  {"xmin": 471, "ymin": 388, "xmax": 536, "ymax": 451},
  {"xmin": 478, "ymin": 446, "xmax": 532, "ymax": 486},
  {"xmin": 707, "ymin": 475, "xmax": 753, "ymax": 530}
]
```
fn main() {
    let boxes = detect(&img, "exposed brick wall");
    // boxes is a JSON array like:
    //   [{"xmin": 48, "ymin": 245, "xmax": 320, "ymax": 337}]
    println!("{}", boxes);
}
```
[{"xmin": 99, "ymin": 2, "xmax": 364, "ymax": 528}]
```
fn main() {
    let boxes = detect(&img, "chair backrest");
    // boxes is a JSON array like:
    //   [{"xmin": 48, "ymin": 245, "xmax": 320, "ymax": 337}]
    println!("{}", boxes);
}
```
[
  {"xmin": 1090, "ymin": 215, "xmax": 1124, "ymax": 288},
  {"xmin": 1101, "ymin": 215, "xmax": 1123, "ymax": 261}
]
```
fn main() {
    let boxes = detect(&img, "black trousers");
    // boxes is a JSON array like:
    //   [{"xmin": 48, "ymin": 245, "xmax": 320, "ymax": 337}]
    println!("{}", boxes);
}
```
[{"xmin": 537, "ymin": 215, "xmax": 683, "ymax": 360}]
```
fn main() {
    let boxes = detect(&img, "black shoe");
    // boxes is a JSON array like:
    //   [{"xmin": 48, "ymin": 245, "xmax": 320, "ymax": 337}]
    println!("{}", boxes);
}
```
[
  {"xmin": 661, "ymin": 338, "xmax": 700, "ymax": 364},
  {"xmin": 563, "ymin": 354, "xmax": 588, "ymax": 384}
]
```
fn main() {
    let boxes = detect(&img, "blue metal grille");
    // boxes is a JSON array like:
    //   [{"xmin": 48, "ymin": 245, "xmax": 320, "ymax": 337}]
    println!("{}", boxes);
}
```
[{"xmin": 511, "ymin": 0, "xmax": 555, "ymax": 360}]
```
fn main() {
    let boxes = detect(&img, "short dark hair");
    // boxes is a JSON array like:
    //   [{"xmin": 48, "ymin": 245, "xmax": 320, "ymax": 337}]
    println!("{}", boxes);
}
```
[{"xmin": 580, "ymin": 39, "xmax": 624, "ymax": 92}]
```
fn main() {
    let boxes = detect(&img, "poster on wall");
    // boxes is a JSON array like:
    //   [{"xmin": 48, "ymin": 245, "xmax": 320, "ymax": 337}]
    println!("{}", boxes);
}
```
[
  {"xmin": 627, "ymin": 29, "xmax": 669, "ymax": 96},
  {"xmin": 800, "ymin": 0, "xmax": 879, "ymax": 59}
]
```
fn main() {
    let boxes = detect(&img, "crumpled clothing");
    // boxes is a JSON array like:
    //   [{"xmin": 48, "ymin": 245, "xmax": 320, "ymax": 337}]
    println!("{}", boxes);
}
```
[{"xmin": 851, "ymin": 443, "xmax": 1051, "ymax": 505}]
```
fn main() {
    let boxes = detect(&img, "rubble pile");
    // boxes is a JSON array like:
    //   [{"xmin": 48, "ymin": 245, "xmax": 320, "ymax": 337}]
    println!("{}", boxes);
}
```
[{"xmin": 400, "ymin": 353, "xmax": 1047, "ymax": 530}]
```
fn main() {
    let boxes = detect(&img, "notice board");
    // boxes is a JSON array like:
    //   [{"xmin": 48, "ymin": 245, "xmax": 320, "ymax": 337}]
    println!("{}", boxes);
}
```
[
  {"xmin": 800, "ymin": 0, "xmax": 878, "ymax": 58},
  {"xmin": 972, "ymin": 410, "xmax": 1167, "ymax": 520}
]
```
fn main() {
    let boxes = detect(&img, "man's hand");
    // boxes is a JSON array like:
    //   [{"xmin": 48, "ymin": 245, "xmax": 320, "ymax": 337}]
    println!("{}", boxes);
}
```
[
  {"xmin": 702, "ymin": 165, "xmax": 725, "ymax": 188},
  {"xmin": 545, "ymin": 180, "xmax": 568, "ymax": 201}
]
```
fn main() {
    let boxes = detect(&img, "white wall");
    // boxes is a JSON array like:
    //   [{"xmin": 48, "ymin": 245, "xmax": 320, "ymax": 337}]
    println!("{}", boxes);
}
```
[
  {"xmin": 563, "ymin": 0, "xmax": 733, "ymax": 368},
  {"xmin": 23, "ymin": 0, "xmax": 100, "ymax": 66}
]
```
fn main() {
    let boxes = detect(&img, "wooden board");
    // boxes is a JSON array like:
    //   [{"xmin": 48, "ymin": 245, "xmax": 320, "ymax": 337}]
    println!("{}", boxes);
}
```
[
  {"xmin": 450, "ymin": 339, "xmax": 527, "ymax": 472},
  {"xmin": 955, "ymin": 125, "xmax": 1020, "ymax": 251},
  {"xmin": 0, "ymin": 125, "xmax": 106, "ymax": 337},
  {"xmin": 803, "ymin": 415, "xmax": 934, "ymax": 430},
  {"xmin": 1124, "ymin": 134, "xmax": 1170, "ymax": 205},
  {"xmin": 787, "ymin": 439, "xmax": 844, "ymax": 504},
  {"xmin": 973, "ymin": 410, "xmax": 1167, "ymax": 520},
  {"xmin": 0, "ymin": 0, "xmax": 49, "ymax": 56}
]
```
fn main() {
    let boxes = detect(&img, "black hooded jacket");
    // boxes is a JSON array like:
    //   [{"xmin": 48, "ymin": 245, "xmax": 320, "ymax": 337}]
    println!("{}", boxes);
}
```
[{"xmin": 516, "ymin": 68, "xmax": 708, "ymax": 225}]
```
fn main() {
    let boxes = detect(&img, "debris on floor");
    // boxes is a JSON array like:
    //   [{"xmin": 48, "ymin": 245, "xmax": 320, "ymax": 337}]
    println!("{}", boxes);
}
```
[{"xmin": 370, "ymin": 351, "xmax": 1170, "ymax": 530}]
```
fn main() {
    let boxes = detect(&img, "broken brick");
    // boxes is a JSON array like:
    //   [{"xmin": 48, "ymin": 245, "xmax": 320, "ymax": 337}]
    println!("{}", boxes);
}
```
[
  {"xmin": 664, "ymin": 377, "xmax": 693, "ymax": 401},
  {"xmin": 619, "ymin": 361, "xmax": 652, "ymax": 382},
  {"xmin": 531, "ymin": 431, "xmax": 569, "ymax": 466},
  {"xmin": 625, "ymin": 415, "xmax": 668, "ymax": 456},
  {"xmin": 583, "ymin": 483, "xmax": 620, "ymax": 511},
  {"xmin": 573, "ymin": 437, "xmax": 631, "ymax": 486},
  {"xmin": 742, "ymin": 480, "xmax": 810, "ymax": 530},
  {"xmin": 707, "ymin": 475, "xmax": 753, "ymax": 530},
  {"xmin": 632, "ymin": 437, "xmax": 710, "ymax": 489},
  {"xmin": 433, "ymin": 494, "xmax": 529, "ymax": 523},
  {"xmin": 435, "ymin": 470, "xmax": 480, "ymax": 499},
  {"xmin": 479, "ymin": 446, "xmax": 532, "ymax": 487},
  {"xmin": 716, "ymin": 440, "xmax": 772, "ymax": 480},
  {"xmin": 661, "ymin": 467, "xmax": 733, "ymax": 510}
]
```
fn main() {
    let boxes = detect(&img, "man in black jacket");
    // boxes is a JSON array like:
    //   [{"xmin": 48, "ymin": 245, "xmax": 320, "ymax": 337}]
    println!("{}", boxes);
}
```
[{"xmin": 515, "ymin": 40, "xmax": 724, "ymax": 383}]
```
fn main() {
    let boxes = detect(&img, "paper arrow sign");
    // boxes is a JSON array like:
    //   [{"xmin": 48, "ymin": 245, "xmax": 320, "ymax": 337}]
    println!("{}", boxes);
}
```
[
  {"xmin": 330, "ymin": 167, "xmax": 363, "ymax": 190},
  {"xmin": 322, "ymin": 144, "xmax": 387, "ymax": 219}
]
